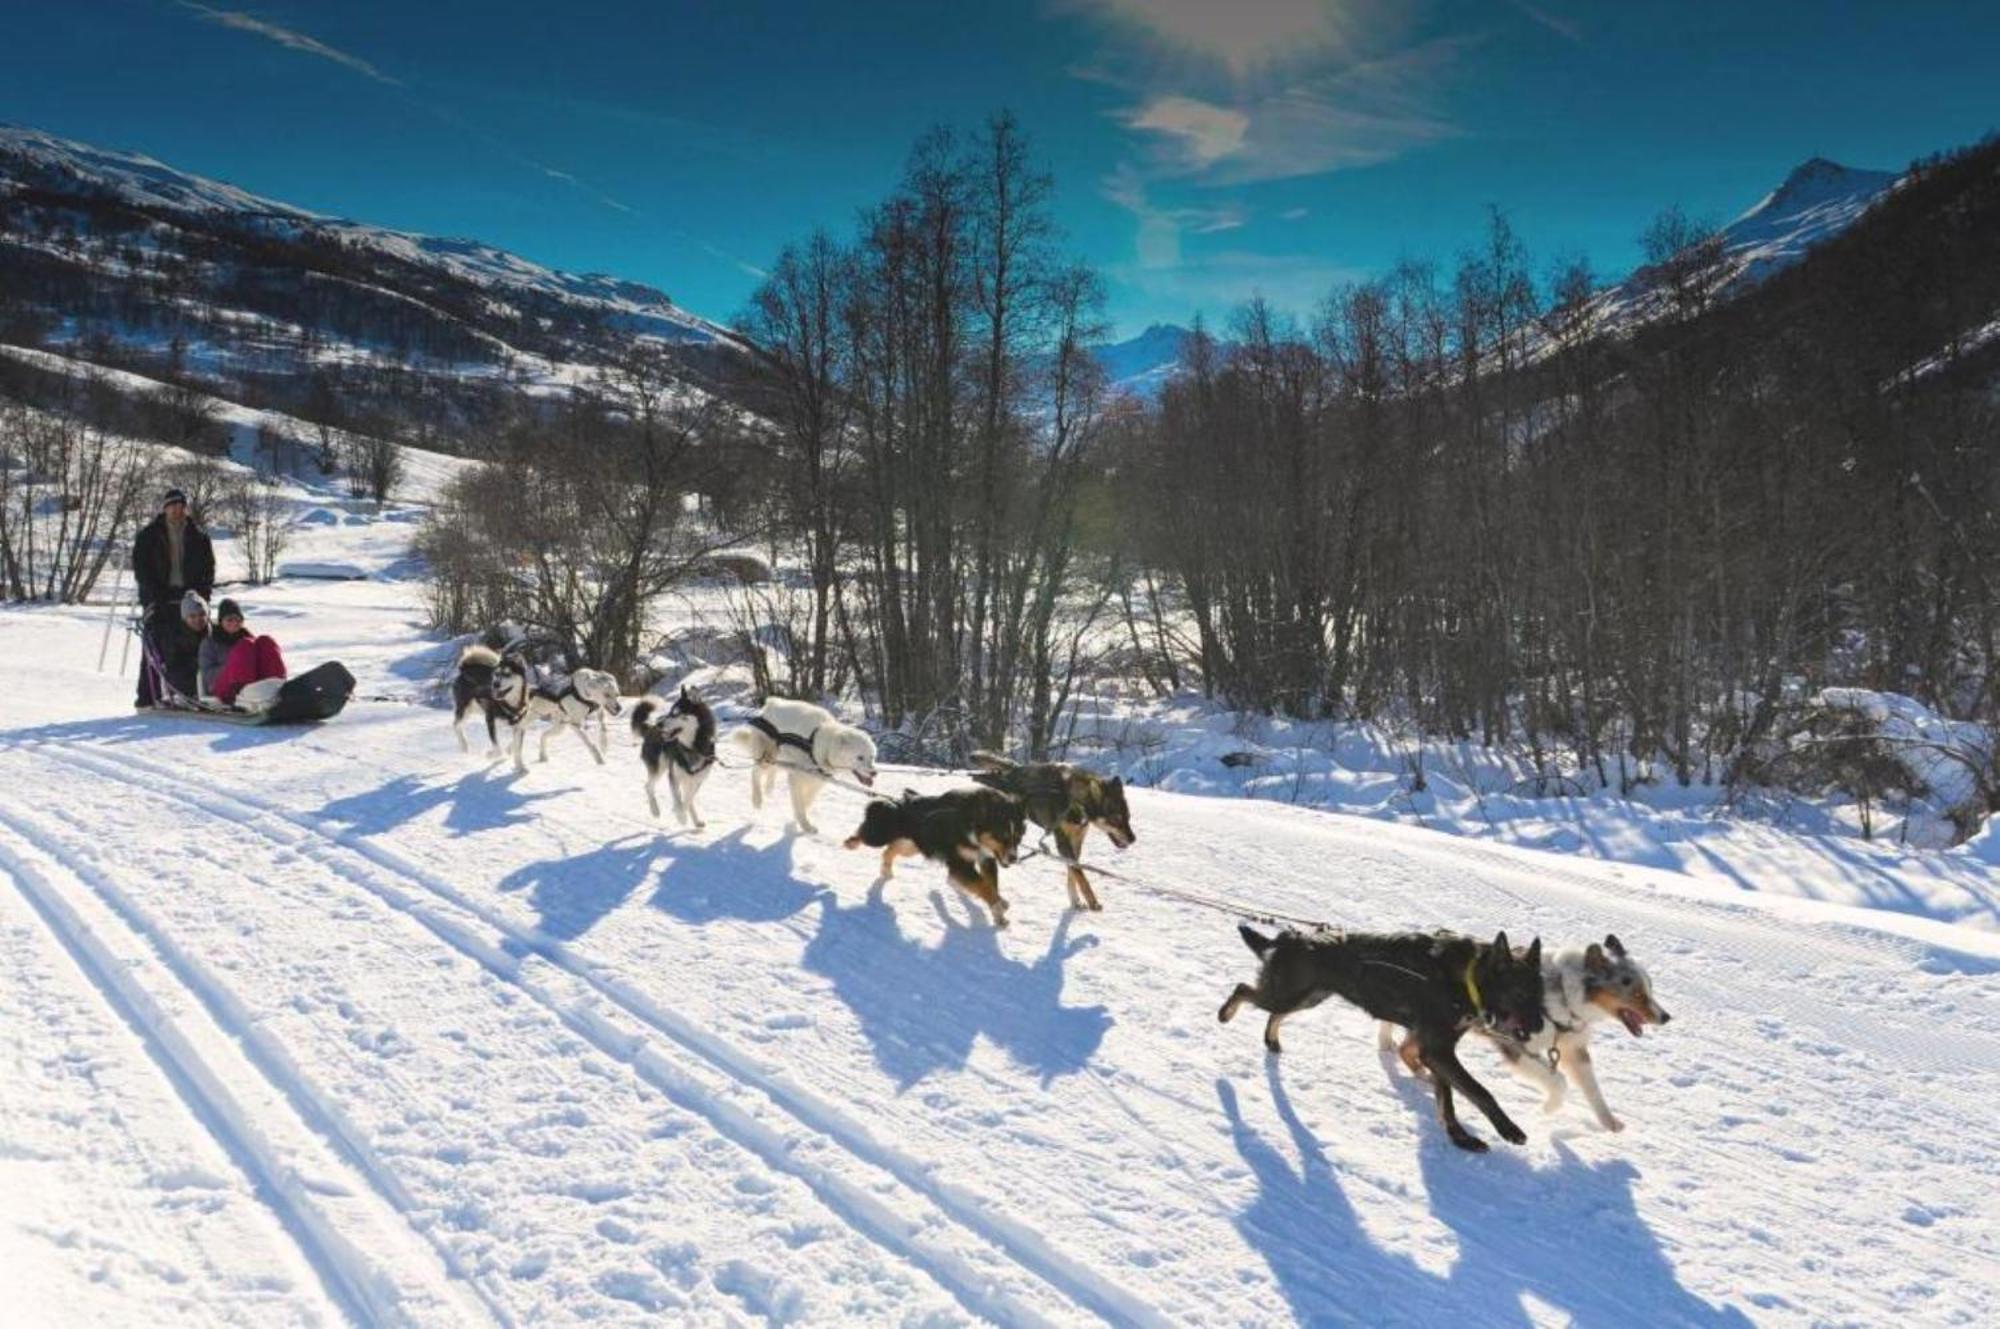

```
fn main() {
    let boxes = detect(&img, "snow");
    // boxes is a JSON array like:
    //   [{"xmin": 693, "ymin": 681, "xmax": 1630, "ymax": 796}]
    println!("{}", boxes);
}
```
[{"xmin": 2, "ymin": 502, "xmax": 1998, "ymax": 1326}]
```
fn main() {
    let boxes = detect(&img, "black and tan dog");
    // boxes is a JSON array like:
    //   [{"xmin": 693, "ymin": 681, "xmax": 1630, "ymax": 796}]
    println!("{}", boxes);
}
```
[
  {"xmin": 969, "ymin": 753, "xmax": 1134, "ymax": 912},
  {"xmin": 1220, "ymin": 926, "xmax": 1546, "ymax": 1152},
  {"xmin": 844, "ymin": 787, "xmax": 1028, "ymax": 928}
]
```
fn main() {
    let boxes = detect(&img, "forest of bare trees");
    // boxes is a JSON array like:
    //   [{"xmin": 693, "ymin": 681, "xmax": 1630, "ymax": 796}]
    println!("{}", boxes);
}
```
[{"xmin": 725, "ymin": 126, "xmax": 2000, "ymax": 782}]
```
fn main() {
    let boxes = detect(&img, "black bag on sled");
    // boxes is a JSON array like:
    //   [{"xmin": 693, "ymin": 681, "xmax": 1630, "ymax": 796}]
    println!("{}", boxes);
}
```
[{"xmin": 263, "ymin": 661, "xmax": 355, "ymax": 723}]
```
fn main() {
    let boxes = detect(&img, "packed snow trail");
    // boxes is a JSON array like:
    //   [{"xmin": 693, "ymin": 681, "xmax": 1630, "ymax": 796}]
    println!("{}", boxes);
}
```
[{"xmin": 3, "ymin": 555, "xmax": 1998, "ymax": 1324}]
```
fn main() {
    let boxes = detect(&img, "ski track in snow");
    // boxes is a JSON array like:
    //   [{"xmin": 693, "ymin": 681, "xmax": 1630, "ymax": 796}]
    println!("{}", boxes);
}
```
[{"xmin": 15, "ymin": 737, "xmax": 1154, "ymax": 1327}]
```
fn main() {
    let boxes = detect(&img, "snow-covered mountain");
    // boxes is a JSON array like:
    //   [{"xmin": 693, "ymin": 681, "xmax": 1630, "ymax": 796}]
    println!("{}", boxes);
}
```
[
  {"xmin": 1567, "ymin": 156, "xmax": 1900, "ymax": 346},
  {"xmin": 0, "ymin": 125, "xmax": 733, "ymax": 349},
  {"xmin": 1096, "ymin": 322, "xmax": 1195, "ymax": 400},
  {"xmin": 0, "ymin": 125, "xmax": 749, "ymax": 445}
]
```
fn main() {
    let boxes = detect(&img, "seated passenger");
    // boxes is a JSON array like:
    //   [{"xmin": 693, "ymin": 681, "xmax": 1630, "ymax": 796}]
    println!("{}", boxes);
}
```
[
  {"xmin": 157, "ymin": 589, "xmax": 210, "ymax": 701},
  {"xmin": 205, "ymin": 597, "xmax": 289, "ymax": 708}
]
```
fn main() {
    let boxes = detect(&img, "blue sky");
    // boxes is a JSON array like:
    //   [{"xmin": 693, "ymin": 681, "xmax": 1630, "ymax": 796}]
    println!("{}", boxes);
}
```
[{"xmin": 5, "ymin": 1, "xmax": 1996, "ymax": 337}]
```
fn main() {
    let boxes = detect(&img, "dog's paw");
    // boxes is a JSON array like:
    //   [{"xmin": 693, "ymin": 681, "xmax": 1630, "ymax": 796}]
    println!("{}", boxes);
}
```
[
  {"xmin": 1598, "ymin": 1115, "xmax": 1625, "ymax": 1133},
  {"xmin": 1448, "ymin": 1129, "xmax": 1489, "ymax": 1153},
  {"xmin": 1498, "ymin": 1120, "xmax": 1528, "ymax": 1146},
  {"xmin": 1542, "ymin": 1091, "xmax": 1565, "ymax": 1114}
]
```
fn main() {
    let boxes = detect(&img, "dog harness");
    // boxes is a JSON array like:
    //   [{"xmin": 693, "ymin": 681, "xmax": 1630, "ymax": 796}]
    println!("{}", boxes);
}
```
[
  {"xmin": 661, "ymin": 736, "xmax": 715, "ymax": 775},
  {"xmin": 1462, "ymin": 954, "xmax": 1484, "ymax": 1015},
  {"xmin": 747, "ymin": 714, "xmax": 820, "ymax": 761}
]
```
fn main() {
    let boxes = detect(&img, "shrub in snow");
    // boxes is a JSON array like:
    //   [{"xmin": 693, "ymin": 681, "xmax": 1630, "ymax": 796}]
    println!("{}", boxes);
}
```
[{"xmin": 1737, "ymin": 688, "xmax": 1995, "ymax": 846}]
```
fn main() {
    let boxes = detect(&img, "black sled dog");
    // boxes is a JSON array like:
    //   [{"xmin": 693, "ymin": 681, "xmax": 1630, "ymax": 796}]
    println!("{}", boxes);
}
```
[
  {"xmin": 1220, "ymin": 926, "xmax": 1545, "ymax": 1152},
  {"xmin": 844, "ymin": 787, "xmax": 1028, "ymax": 928},
  {"xmin": 632, "ymin": 686, "xmax": 717, "ymax": 828}
]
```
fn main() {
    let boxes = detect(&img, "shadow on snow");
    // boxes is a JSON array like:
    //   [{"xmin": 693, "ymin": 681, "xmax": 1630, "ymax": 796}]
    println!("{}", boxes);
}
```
[
  {"xmin": 802, "ymin": 881, "xmax": 1112, "ymax": 1089},
  {"xmin": 1219, "ymin": 1056, "xmax": 1752, "ymax": 1327}
]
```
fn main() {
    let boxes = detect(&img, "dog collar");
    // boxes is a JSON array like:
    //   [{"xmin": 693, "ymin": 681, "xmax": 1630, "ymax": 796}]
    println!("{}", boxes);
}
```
[{"xmin": 1462, "ymin": 955, "xmax": 1483, "ymax": 1014}]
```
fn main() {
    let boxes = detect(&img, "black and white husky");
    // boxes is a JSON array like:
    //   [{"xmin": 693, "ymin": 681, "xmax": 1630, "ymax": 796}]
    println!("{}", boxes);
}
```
[
  {"xmin": 1381, "ymin": 933, "xmax": 1671, "ymax": 1133},
  {"xmin": 511, "ymin": 668, "xmax": 624, "ymax": 774},
  {"xmin": 632, "ymin": 686, "xmax": 716, "ymax": 828},
  {"xmin": 452, "ymin": 644, "xmax": 531, "ymax": 757},
  {"xmin": 729, "ymin": 697, "xmax": 877, "ymax": 834}
]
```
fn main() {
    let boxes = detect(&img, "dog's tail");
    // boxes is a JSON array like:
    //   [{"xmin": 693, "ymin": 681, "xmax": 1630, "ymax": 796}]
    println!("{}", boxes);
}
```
[
  {"xmin": 969, "ymin": 750, "xmax": 1015, "ymax": 773},
  {"xmin": 459, "ymin": 643, "xmax": 500, "ymax": 670},
  {"xmin": 1238, "ymin": 923, "xmax": 1280, "ymax": 958},
  {"xmin": 631, "ymin": 696, "xmax": 665, "ymax": 738},
  {"xmin": 729, "ymin": 723, "xmax": 769, "ymax": 757}
]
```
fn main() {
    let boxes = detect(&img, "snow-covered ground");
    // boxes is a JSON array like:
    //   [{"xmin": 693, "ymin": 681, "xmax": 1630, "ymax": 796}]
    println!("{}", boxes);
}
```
[{"xmin": 2, "ymin": 501, "xmax": 1997, "ymax": 1327}]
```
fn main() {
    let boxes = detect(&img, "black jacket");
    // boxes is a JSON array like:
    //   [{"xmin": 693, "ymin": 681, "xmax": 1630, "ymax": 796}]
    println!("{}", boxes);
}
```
[{"xmin": 132, "ymin": 513, "xmax": 215, "ymax": 609}]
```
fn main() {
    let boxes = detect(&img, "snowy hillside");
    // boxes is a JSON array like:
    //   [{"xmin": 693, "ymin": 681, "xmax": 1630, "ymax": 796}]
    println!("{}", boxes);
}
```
[
  {"xmin": 2, "ymin": 498, "xmax": 1996, "ymax": 1325},
  {"xmin": 0, "ymin": 125, "xmax": 732, "ymax": 349},
  {"xmin": 1565, "ymin": 157, "xmax": 1899, "ymax": 347}
]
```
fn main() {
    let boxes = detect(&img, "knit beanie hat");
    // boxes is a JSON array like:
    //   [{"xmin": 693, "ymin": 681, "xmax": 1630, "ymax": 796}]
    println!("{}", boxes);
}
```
[
  {"xmin": 215, "ymin": 597, "xmax": 243, "ymax": 623},
  {"xmin": 163, "ymin": 487, "xmax": 188, "ymax": 509},
  {"xmin": 181, "ymin": 589, "xmax": 209, "ymax": 619}
]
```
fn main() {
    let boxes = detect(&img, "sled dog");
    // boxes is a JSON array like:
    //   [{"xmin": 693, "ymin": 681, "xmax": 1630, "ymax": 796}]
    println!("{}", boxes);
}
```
[
  {"xmin": 1220, "ymin": 926, "xmax": 1545, "ymax": 1152},
  {"xmin": 730, "ymin": 697, "xmax": 877, "ymax": 833},
  {"xmin": 844, "ymin": 787, "xmax": 1028, "ymax": 928},
  {"xmin": 633, "ymin": 686, "xmax": 717, "ymax": 828},
  {"xmin": 508, "ymin": 667, "xmax": 623, "ymax": 773},
  {"xmin": 1383, "ymin": 933, "xmax": 1670, "ymax": 1133},
  {"xmin": 452, "ymin": 644, "xmax": 531, "ymax": 757},
  {"xmin": 969, "ymin": 753, "xmax": 1134, "ymax": 911}
]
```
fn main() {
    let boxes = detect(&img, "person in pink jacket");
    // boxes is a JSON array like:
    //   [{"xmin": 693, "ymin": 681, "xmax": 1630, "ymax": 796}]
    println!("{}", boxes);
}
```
[{"xmin": 205, "ymin": 598, "xmax": 288, "ymax": 706}]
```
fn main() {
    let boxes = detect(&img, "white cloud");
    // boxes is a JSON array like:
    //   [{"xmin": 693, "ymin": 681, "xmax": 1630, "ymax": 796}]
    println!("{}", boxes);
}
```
[
  {"xmin": 1122, "ymin": 95, "xmax": 1249, "ymax": 168},
  {"xmin": 178, "ymin": 4, "xmax": 399, "ymax": 85}
]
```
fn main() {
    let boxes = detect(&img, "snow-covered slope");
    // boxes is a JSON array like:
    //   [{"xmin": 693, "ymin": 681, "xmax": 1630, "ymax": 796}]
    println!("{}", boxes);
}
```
[
  {"xmin": 1567, "ymin": 157, "xmax": 1900, "ymax": 346},
  {"xmin": 1, "ymin": 505, "xmax": 1995, "ymax": 1325},
  {"xmin": 0, "ymin": 125, "xmax": 732, "ymax": 349}
]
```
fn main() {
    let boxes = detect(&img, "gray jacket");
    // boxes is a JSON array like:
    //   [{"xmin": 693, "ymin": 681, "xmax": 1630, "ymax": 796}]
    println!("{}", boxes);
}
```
[{"xmin": 198, "ymin": 629, "xmax": 243, "ymax": 696}]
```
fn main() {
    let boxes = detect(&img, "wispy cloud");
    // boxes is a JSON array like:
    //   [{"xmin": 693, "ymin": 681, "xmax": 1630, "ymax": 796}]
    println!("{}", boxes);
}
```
[
  {"xmin": 177, "ymin": 3, "xmax": 399, "ymax": 85},
  {"xmin": 1510, "ymin": 2, "xmax": 1584, "ymax": 45},
  {"xmin": 1062, "ymin": 0, "xmax": 1353, "ymax": 77},
  {"xmin": 1103, "ymin": 164, "xmax": 1247, "ymax": 271},
  {"xmin": 1121, "ymin": 95, "xmax": 1250, "ymax": 168}
]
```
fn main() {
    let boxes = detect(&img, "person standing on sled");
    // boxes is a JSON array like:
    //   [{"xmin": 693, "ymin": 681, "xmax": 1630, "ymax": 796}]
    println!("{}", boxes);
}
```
[
  {"xmin": 132, "ymin": 488, "xmax": 215, "ymax": 707},
  {"xmin": 201, "ymin": 597, "xmax": 288, "ymax": 709}
]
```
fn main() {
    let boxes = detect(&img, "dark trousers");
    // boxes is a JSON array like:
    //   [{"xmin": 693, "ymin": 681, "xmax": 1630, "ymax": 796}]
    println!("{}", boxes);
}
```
[{"xmin": 135, "ymin": 598, "xmax": 184, "ymax": 706}]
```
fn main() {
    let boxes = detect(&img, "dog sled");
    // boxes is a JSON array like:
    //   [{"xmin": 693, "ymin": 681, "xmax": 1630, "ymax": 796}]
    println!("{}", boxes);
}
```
[{"xmin": 132, "ymin": 617, "xmax": 354, "ymax": 726}]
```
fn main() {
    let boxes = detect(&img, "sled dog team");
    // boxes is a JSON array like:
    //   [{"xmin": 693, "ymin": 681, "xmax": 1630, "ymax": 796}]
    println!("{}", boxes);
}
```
[{"xmin": 452, "ymin": 643, "xmax": 1671, "ymax": 1153}]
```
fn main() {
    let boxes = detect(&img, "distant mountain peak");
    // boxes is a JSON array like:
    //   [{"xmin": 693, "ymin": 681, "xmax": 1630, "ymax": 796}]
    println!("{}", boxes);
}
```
[{"xmin": 1738, "ymin": 157, "xmax": 1898, "ymax": 228}]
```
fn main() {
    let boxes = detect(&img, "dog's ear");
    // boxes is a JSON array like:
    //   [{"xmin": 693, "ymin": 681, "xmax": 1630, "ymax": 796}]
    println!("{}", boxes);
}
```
[
  {"xmin": 1522, "ymin": 936, "xmax": 1542, "ymax": 969},
  {"xmin": 1604, "ymin": 933, "xmax": 1626, "ymax": 958},
  {"xmin": 1107, "ymin": 776, "xmax": 1124, "ymax": 794},
  {"xmin": 1491, "ymin": 930, "xmax": 1510, "ymax": 958},
  {"xmin": 1584, "ymin": 942, "xmax": 1609, "ymax": 973}
]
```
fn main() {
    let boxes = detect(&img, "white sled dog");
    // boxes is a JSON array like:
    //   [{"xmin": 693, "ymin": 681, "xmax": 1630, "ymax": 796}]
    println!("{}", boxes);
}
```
[
  {"xmin": 510, "ymin": 667, "xmax": 624, "ymax": 774},
  {"xmin": 730, "ymin": 696, "xmax": 877, "ymax": 833},
  {"xmin": 1379, "ymin": 933, "xmax": 1671, "ymax": 1133},
  {"xmin": 632, "ymin": 686, "xmax": 717, "ymax": 828}
]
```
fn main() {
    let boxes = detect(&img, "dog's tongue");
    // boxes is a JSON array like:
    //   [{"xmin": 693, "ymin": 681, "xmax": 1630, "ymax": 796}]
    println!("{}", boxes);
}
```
[{"xmin": 1619, "ymin": 1008, "xmax": 1645, "ymax": 1037}]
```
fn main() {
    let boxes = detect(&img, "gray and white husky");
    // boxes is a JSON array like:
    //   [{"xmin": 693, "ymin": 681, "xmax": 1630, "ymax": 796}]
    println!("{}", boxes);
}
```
[
  {"xmin": 632, "ymin": 686, "xmax": 716, "ymax": 828},
  {"xmin": 1380, "ymin": 933, "xmax": 1671, "ymax": 1132},
  {"xmin": 511, "ymin": 667, "xmax": 623, "ymax": 774}
]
